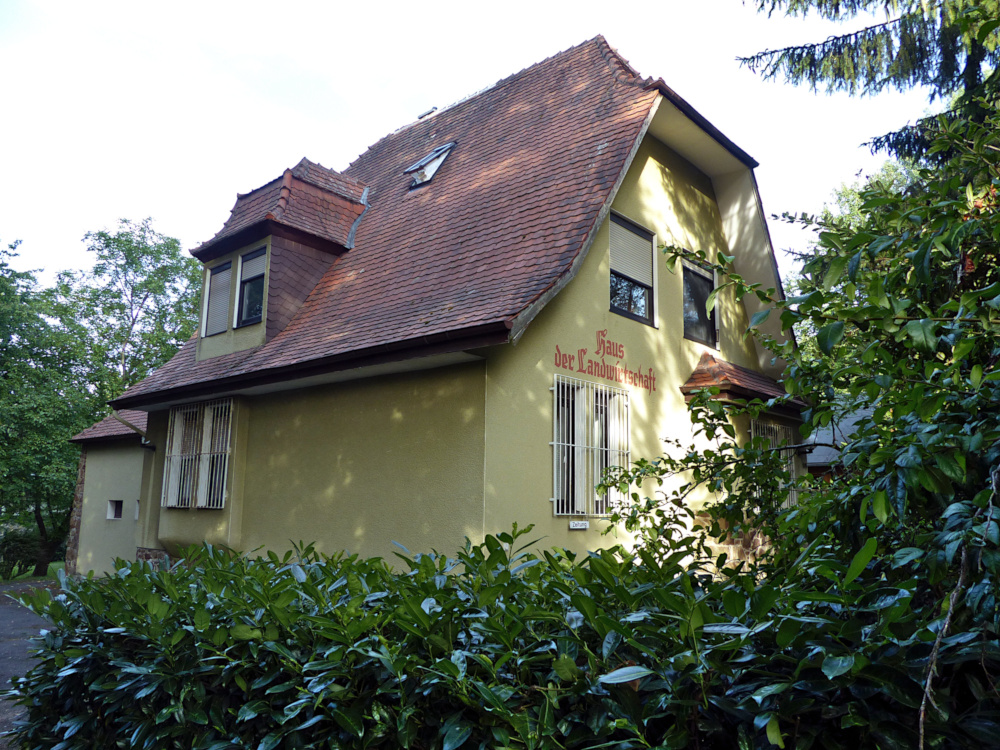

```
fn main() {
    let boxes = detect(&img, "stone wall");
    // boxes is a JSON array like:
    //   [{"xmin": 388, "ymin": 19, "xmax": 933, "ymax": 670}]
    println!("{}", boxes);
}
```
[{"xmin": 63, "ymin": 449, "xmax": 87, "ymax": 577}]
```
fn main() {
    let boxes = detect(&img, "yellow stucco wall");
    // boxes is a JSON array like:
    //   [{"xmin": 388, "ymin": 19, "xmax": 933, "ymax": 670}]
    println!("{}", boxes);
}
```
[
  {"xmin": 76, "ymin": 442, "xmax": 148, "ymax": 575},
  {"xmin": 482, "ymin": 135, "xmax": 762, "ymax": 550},
  {"xmin": 145, "ymin": 364, "xmax": 487, "ymax": 562}
]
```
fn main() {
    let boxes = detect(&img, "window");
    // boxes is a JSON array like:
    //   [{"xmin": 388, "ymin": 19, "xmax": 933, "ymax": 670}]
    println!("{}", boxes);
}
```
[
  {"xmin": 683, "ymin": 261, "xmax": 717, "ymax": 347},
  {"xmin": 162, "ymin": 399, "xmax": 233, "ymax": 509},
  {"xmin": 404, "ymin": 142, "xmax": 455, "ymax": 187},
  {"xmin": 609, "ymin": 215, "xmax": 653, "ymax": 324},
  {"xmin": 750, "ymin": 419, "xmax": 798, "ymax": 507},
  {"xmin": 552, "ymin": 375, "xmax": 629, "ymax": 516},
  {"xmin": 107, "ymin": 500, "xmax": 124, "ymax": 520},
  {"xmin": 203, "ymin": 262, "xmax": 232, "ymax": 337},
  {"xmin": 236, "ymin": 248, "xmax": 266, "ymax": 327}
]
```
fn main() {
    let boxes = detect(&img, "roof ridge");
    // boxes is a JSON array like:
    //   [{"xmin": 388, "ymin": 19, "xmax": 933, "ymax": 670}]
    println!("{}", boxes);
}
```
[
  {"xmin": 290, "ymin": 157, "xmax": 368, "ymax": 202},
  {"xmin": 594, "ymin": 35, "xmax": 660, "ymax": 91},
  {"xmin": 345, "ymin": 36, "xmax": 608, "ymax": 173}
]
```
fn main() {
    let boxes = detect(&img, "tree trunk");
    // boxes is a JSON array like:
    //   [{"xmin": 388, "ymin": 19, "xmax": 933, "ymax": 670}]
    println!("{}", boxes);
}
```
[{"xmin": 32, "ymin": 495, "xmax": 51, "ymax": 577}]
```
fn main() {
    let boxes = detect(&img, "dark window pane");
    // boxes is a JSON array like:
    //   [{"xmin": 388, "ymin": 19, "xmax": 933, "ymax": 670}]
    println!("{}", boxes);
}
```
[
  {"xmin": 683, "ymin": 269, "xmax": 715, "ymax": 345},
  {"xmin": 610, "ymin": 272, "xmax": 650, "ymax": 322},
  {"xmin": 239, "ymin": 276, "xmax": 264, "ymax": 325}
]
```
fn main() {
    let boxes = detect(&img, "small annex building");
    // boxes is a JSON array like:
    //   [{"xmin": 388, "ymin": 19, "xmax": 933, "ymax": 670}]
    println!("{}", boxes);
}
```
[{"xmin": 68, "ymin": 36, "xmax": 800, "ymax": 575}]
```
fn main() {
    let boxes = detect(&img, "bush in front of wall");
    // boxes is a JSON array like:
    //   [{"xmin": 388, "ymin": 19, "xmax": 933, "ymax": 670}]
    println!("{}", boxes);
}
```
[
  {"xmin": 0, "ymin": 527, "xmax": 42, "ymax": 581},
  {"xmin": 5, "ymin": 522, "xmax": 999, "ymax": 750}
]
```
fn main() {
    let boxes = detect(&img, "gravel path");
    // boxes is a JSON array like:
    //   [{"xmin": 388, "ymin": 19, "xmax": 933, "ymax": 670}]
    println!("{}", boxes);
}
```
[{"xmin": 0, "ymin": 582, "xmax": 55, "ymax": 750}]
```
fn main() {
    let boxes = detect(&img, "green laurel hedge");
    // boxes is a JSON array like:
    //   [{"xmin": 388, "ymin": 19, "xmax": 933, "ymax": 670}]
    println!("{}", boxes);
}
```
[{"xmin": 5, "ymin": 525, "xmax": 998, "ymax": 749}]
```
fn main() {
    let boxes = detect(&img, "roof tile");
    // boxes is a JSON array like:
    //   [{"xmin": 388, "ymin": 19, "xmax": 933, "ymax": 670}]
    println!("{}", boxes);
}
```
[
  {"xmin": 116, "ymin": 37, "xmax": 664, "ymax": 407},
  {"xmin": 71, "ymin": 410, "xmax": 148, "ymax": 443}
]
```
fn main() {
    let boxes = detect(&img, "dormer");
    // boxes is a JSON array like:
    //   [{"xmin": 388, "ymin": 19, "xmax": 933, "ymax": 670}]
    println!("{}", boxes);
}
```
[{"xmin": 192, "ymin": 159, "xmax": 369, "ymax": 361}]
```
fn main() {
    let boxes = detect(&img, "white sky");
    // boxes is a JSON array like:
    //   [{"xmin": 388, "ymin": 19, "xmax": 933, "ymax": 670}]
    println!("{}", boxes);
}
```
[{"xmin": 0, "ymin": 0, "xmax": 931, "ymax": 284}]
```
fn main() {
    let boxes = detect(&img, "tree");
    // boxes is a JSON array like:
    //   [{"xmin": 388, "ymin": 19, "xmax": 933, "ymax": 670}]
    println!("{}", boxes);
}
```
[
  {"xmin": 598, "ymin": 104, "xmax": 1000, "ymax": 747},
  {"xmin": 0, "ymin": 242, "xmax": 97, "ymax": 575},
  {"xmin": 54, "ymin": 218, "xmax": 202, "ymax": 403},
  {"xmin": 741, "ymin": 1, "xmax": 1000, "ymax": 158}
]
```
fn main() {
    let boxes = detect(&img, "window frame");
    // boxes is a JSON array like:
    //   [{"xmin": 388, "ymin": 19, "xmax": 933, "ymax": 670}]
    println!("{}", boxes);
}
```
[
  {"xmin": 201, "ymin": 262, "xmax": 233, "ymax": 338},
  {"xmin": 161, "ymin": 399, "xmax": 234, "ymax": 510},
  {"xmin": 235, "ymin": 247, "xmax": 267, "ymax": 329},
  {"xmin": 682, "ymin": 259, "xmax": 718, "ymax": 348},
  {"xmin": 609, "ymin": 214, "xmax": 655, "ymax": 326},
  {"xmin": 107, "ymin": 499, "xmax": 124, "ymax": 520},
  {"xmin": 551, "ymin": 374, "xmax": 630, "ymax": 517}
]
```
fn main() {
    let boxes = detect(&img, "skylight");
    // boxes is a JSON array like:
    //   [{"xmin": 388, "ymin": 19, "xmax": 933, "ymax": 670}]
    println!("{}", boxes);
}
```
[{"xmin": 404, "ymin": 142, "xmax": 455, "ymax": 187}]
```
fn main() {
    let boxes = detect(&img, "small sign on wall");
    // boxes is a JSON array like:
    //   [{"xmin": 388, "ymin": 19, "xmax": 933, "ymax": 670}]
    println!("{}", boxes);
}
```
[
  {"xmin": 569, "ymin": 520, "xmax": 590, "ymax": 530},
  {"xmin": 554, "ymin": 329, "xmax": 657, "ymax": 394}
]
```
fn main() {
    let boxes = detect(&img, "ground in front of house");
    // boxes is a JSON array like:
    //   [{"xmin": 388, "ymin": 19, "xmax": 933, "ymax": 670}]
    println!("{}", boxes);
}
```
[{"xmin": 0, "ymin": 580, "xmax": 54, "ymax": 750}]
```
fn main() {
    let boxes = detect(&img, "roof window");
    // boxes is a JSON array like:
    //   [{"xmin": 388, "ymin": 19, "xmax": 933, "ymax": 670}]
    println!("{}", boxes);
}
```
[{"xmin": 404, "ymin": 142, "xmax": 455, "ymax": 187}]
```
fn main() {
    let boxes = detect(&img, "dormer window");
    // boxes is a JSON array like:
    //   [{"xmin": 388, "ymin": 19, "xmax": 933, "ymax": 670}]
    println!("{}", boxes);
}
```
[
  {"xmin": 203, "ymin": 262, "xmax": 232, "ymax": 337},
  {"xmin": 200, "ymin": 245, "xmax": 268, "ymax": 340},
  {"xmin": 236, "ymin": 247, "xmax": 266, "ymax": 327},
  {"xmin": 404, "ymin": 142, "xmax": 455, "ymax": 187}
]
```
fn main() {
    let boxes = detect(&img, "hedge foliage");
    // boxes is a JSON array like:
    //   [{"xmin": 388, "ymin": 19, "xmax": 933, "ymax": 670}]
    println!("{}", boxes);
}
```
[
  {"xmin": 0, "ymin": 528, "xmax": 42, "ymax": 581},
  {"xmin": 6, "ymin": 522, "xmax": 998, "ymax": 750}
]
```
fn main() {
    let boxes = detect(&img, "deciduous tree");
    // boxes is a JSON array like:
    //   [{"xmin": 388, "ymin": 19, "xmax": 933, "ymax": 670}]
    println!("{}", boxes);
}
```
[{"xmin": 54, "ymin": 218, "xmax": 201, "ymax": 403}]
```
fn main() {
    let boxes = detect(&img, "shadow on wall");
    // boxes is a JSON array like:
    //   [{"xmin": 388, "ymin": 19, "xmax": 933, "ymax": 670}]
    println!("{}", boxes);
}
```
[{"xmin": 241, "ymin": 363, "xmax": 487, "ymax": 561}]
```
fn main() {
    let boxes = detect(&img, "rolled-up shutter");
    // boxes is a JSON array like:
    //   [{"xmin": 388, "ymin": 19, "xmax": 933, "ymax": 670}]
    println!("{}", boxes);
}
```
[
  {"xmin": 241, "ymin": 250, "xmax": 266, "ymax": 281},
  {"xmin": 610, "ymin": 216, "xmax": 652, "ymax": 286},
  {"xmin": 205, "ymin": 263, "xmax": 231, "ymax": 336}
]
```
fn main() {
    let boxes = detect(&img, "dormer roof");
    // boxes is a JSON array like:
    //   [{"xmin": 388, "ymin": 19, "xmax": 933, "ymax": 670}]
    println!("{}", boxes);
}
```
[{"xmin": 193, "ymin": 158, "xmax": 369, "ymax": 261}]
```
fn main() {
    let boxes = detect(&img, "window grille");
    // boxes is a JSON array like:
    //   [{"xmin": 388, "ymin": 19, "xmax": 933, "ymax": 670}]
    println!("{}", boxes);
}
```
[
  {"xmin": 552, "ymin": 375, "xmax": 629, "ymax": 516},
  {"xmin": 750, "ymin": 419, "xmax": 798, "ymax": 507},
  {"xmin": 162, "ymin": 399, "xmax": 233, "ymax": 509}
]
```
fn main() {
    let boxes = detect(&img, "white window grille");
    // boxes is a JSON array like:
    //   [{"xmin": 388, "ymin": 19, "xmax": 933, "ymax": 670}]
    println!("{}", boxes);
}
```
[
  {"xmin": 552, "ymin": 375, "xmax": 629, "ymax": 516},
  {"xmin": 750, "ymin": 419, "xmax": 798, "ymax": 507},
  {"xmin": 162, "ymin": 399, "xmax": 233, "ymax": 509}
]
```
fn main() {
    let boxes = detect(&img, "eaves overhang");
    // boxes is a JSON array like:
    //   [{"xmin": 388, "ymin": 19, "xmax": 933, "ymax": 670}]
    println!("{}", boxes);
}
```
[
  {"xmin": 191, "ymin": 218, "xmax": 350, "ymax": 263},
  {"xmin": 680, "ymin": 385, "xmax": 806, "ymax": 423},
  {"xmin": 111, "ymin": 320, "xmax": 511, "ymax": 411},
  {"xmin": 644, "ymin": 79, "xmax": 758, "ymax": 174}
]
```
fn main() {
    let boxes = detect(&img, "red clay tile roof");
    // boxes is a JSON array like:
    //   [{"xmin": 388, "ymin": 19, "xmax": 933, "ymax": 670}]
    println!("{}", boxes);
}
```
[
  {"xmin": 70, "ymin": 410, "xmax": 148, "ymax": 443},
  {"xmin": 192, "ymin": 158, "xmax": 368, "ymax": 261},
  {"xmin": 680, "ymin": 353, "xmax": 806, "ymax": 408},
  {"xmin": 113, "ymin": 37, "xmax": 679, "ymax": 408}
]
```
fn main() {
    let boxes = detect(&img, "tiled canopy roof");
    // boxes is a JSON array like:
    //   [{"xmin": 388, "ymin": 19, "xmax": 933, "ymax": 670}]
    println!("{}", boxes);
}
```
[
  {"xmin": 192, "ymin": 158, "xmax": 368, "ymax": 260},
  {"xmin": 70, "ymin": 410, "xmax": 148, "ymax": 443},
  {"xmin": 114, "ymin": 37, "xmax": 683, "ymax": 408},
  {"xmin": 680, "ymin": 353, "xmax": 807, "ymax": 410}
]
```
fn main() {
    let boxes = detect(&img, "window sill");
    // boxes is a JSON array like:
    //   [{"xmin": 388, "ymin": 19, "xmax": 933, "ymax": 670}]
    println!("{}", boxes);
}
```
[{"xmin": 610, "ymin": 306, "xmax": 654, "ymax": 327}]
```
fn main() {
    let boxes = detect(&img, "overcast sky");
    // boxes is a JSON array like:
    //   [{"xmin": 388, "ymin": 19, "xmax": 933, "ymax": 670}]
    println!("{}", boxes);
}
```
[{"xmin": 0, "ymin": 1, "xmax": 931, "ymax": 283}]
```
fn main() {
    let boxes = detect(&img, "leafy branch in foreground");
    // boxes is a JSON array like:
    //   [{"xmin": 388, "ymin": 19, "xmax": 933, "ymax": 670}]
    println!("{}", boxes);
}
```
[{"xmin": 649, "ymin": 101, "xmax": 1000, "ymax": 748}]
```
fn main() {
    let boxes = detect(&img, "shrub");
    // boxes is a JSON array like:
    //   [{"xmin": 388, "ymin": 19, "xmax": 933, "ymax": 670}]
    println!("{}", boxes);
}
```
[
  {"xmin": 0, "ymin": 527, "xmax": 41, "ymax": 581},
  {"xmin": 6, "ymin": 522, "xmax": 999, "ymax": 750}
]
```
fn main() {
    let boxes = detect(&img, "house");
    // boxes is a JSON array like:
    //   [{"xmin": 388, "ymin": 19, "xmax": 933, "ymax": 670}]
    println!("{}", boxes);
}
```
[{"xmin": 67, "ymin": 36, "xmax": 799, "ymax": 576}]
